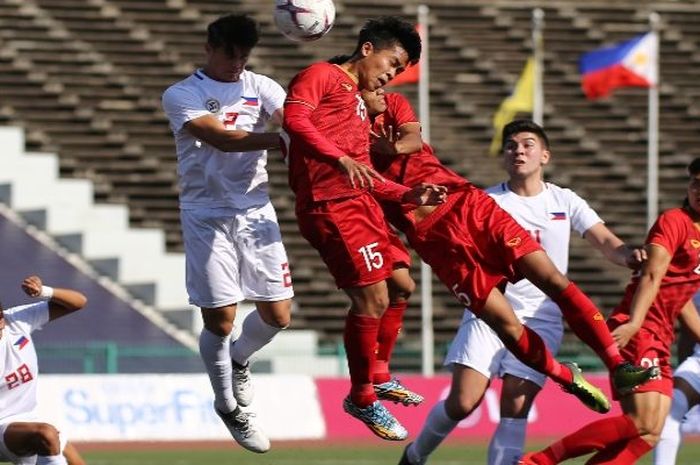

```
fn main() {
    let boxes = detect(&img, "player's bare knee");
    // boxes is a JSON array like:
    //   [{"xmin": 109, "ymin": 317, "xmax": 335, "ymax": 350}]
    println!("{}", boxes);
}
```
[
  {"xmin": 31, "ymin": 423, "xmax": 61, "ymax": 456},
  {"xmin": 445, "ymin": 392, "xmax": 479, "ymax": 420}
]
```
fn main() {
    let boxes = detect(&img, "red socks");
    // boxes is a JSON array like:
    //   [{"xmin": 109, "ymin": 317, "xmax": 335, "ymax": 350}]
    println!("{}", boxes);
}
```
[
  {"xmin": 505, "ymin": 325, "xmax": 573, "ymax": 386},
  {"xmin": 586, "ymin": 436, "xmax": 653, "ymax": 464},
  {"xmin": 344, "ymin": 312, "xmax": 380, "ymax": 407},
  {"xmin": 554, "ymin": 283, "xmax": 624, "ymax": 371},
  {"xmin": 532, "ymin": 415, "xmax": 639, "ymax": 464},
  {"xmin": 372, "ymin": 302, "xmax": 406, "ymax": 384}
]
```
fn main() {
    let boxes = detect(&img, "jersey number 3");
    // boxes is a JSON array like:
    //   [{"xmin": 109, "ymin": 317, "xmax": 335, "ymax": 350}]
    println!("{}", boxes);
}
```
[{"xmin": 5, "ymin": 363, "xmax": 33, "ymax": 390}]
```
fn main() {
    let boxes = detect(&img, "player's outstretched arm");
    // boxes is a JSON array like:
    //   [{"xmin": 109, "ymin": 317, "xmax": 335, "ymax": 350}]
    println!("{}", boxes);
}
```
[
  {"xmin": 400, "ymin": 183, "xmax": 447, "ymax": 207},
  {"xmin": 679, "ymin": 299, "xmax": 700, "ymax": 343},
  {"xmin": 185, "ymin": 115, "xmax": 281, "ymax": 152},
  {"xmin": 21, "ymin": 276, "xmax": 87, "ymax": 321},
  {"xmin": 584, "ymin": 223, "xmax": 646, "ymax": 269}
]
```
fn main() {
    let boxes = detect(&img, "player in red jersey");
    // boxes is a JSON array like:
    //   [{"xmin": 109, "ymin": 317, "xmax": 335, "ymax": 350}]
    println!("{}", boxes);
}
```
[
  {"xmin": 519, "ymin": 158, "xmax": 700, "ymax": 465},
  {"xmin": 361, "ymin": 89, "xmax": 656, "ymax": 423},
  {"xmin": 282, "ymin": 17, "xmax": 446, "ymax": 441}
]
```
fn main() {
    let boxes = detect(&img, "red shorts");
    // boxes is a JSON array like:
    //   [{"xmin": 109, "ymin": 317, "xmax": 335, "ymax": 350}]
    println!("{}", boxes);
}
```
[
  {"xmin": 607, "ymin": 317, "xmax": 673, "ymax": 398},
  {"xmin": 296, "ymin": 193, "xmax": 394, "ymax": 289},
  {"xmin": 387, "ymin": 228, "xmax": 411, "ymax": 269},
  {"xmin": 407, "ymin": 188, "xmax": 542, "ymax": 312}
]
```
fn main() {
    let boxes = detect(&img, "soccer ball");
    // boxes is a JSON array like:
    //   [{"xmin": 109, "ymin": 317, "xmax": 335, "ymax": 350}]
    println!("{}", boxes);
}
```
[{"xmin": 274, "ymin": 0, "xmax": 336, "ymax": 42}]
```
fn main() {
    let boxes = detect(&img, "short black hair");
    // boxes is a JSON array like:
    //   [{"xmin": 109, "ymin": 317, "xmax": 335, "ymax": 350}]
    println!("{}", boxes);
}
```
[
  {"xmin": 207, "ymin": 14, "xmax": 259, "ymax": 56},
  {"xmin": 352, "ymin": 16, "xmax": 421, "ymax": 65},
  {"xmin": 328, "ymin": 54, "xmax": 352, "ymax": 65},
  {"xmin": 502, "ymin": 119, "xmax": 550, "ymax": 150},
  {"xmin": 689, "ymin": 158, "xmax": 700, "ymax": 176}
]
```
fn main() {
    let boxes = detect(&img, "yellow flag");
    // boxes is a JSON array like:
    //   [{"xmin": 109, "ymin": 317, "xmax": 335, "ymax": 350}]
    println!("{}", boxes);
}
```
[{"xmin": 489, "ymin": 57, "xmax": 534, "ymax": 155}]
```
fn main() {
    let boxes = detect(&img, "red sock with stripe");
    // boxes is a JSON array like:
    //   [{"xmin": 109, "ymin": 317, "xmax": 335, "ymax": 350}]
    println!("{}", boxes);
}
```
[{"xmin": 504, "ymin": 325, "xmax": 573, "ymax": 386}]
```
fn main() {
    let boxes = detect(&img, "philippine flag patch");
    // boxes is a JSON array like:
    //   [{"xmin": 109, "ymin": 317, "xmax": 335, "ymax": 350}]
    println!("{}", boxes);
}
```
[
  {"xmin": 14, "ymin": 336, "xmax": 29, "ymax": 350},
  {"xmin": 242, "ymin": 96, "xmax": 259, "ymax": 106},
  {"xmin": 550, "ymin": 212, "xmax": 567, "ymax": 221}
]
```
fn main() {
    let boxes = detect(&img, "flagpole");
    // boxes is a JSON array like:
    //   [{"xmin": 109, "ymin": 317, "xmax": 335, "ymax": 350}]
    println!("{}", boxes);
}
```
[
  {"xmin": 532, "ymin": 8, "xmax": 544, "ymax": 126},
  {"xmin": 417, "ymin": 4, "xmax": 434, "ymax": 377},
  {"xmin": 647, "ymin": 12, "xmax": 660, "ymax": 230}
]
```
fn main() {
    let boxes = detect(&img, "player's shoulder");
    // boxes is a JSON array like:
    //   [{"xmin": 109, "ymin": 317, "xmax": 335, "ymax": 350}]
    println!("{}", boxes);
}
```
[
  {"xmin": 484, "ymin": 182, "xmax": 508, "ymax": 196},
  {"xmin": 3, "ymin": 302, "xmax": 45, "ymax": 326},
  {"xmin": 385, "ymin": 92, "xmax": 410, "ymax": 106},
  {"xmin": 658, "ymin": 207, "xmax": 690, "ymax": 224},
  {"xmin": 162, "ymin": 72, "xmax": 202, "ymax": 100}
]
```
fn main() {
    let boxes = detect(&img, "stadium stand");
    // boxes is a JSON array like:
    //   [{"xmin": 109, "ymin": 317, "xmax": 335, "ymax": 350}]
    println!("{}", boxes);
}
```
[{"xmin": 1, "ymin": 0, "xmax": 699, "ymax": 371}]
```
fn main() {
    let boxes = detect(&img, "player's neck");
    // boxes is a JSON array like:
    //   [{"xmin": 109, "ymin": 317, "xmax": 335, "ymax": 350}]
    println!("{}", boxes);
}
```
[
  {"xmin": 507, "ymin": 176, "xmax": 543, "ymax": 197},
  {"xmin": 336, "ymin": 63, "xmax": 359, "ymax": 84}
]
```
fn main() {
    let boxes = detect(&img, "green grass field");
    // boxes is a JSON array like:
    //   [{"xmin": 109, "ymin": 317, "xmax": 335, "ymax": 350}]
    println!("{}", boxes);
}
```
[{"xmin": 79, "ymin": 440, "xmax": 700, "ymax": 464}]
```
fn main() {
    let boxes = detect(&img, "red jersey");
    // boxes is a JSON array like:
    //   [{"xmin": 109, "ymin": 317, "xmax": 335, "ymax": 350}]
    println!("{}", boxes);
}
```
[
  {"xmin": 370, "ymin": 92, "xmax": 471, "ymax": 232},
  {"xmin": 284, "ymin": 63, "xmax": 409, "ymax": 207},
  {"xmin": 610, "ymin": 207, "xmax": 700, "ymax": 343}
]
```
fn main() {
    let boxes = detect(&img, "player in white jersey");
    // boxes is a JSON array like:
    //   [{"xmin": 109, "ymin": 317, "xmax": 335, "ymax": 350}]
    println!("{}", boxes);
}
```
[
  {"xmin": 399, "ymin": 120, "xmax": 645, "ymax": 465},
  {"xmin": 653, "ymin": 293, "xmax": 700, "ymax": 465},
  {"xmin": 161, "ymin": 14, "xmax": 293, "ymax": 453},
  {"xmin": 0, "ymin": 275, "xmax": 87, "ymax": 465}
]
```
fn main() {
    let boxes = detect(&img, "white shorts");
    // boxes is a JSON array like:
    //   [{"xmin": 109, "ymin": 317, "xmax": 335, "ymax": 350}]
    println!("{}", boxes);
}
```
[
  {"xmin": 0, "ymin": 415, "xmax": 66, "ymax": 464},
  {"xmin": 181, "ymin": 202, "xmax": 295, "ymax": 308},
  {"xmin": 444, "ymin": 312, "xmax": 563, "ymax": 388},
  {"xmin": 675, "ymin": 354, "xmax": 700, "ymax": 394}
]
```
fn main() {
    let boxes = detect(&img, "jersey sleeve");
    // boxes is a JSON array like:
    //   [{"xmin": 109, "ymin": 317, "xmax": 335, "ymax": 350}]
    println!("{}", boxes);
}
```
[
  {"xmin": 646, "ymin": 210, "xmax": 685, "ymax": 255},
  {"xmin": 386, "ymin": 93, "xmax": 419, "ymax": 128},
  {"xmin": 5, "ymin": 302, "xmax": 50, "ymax": 335},
  {"xmin": 256, "ymin": 74, "xmax": 286, "ymax": 117},
  {"xmin": 284, "ymin": 65, "xmax": 346, "ymax": 160},
  {"xmin": 565, "ymin": 188, "xmax": 603, "ymax": 236},
  {"xmin": 161, "ymin": 85, "xmax": 209, "ymax": 133}
]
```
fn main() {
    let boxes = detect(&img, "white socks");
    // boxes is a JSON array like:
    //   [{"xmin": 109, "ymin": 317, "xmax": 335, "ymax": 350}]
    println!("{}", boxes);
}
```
[
  {"xmin": 409, "ymin": 401, "xmax": 459, "ymax": 465},
  {"xmin": 488, "ymin": 417, "xmax": 527, "ymax": 465},
  {"xmin": 37, "ymin": 455, "xmax": 67, "ymax": 465},
  {"xmin": 199, "ymin": 328, "xmax": 237, "ymax": 413},
  {"xmin": 230, "ymin": 310, "xmax": 285, "ymax": 366},
  {"xmin": 653, "ymin": 388, "xmax": 689, "ymax": 465}
]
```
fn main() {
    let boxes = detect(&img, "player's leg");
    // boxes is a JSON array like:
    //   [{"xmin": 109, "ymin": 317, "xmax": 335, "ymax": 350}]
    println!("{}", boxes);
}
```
[
  {"xmin": 181, "ymin": 208, "xmax": 268, "ymax": 452},
  {"xmin": 490, "ymin": 318, "xmax": 562, "ymax": 465},
  {"xmin": 3, "ymin": 422, "xmax": 65, "ymax": 464},
  {"xmin": 515, "ymin": 250, "xmax": 655, "ymax": 392},
  {"xmin": 401, "ymin": 314, "xmax": 501, "ymax": 465},
  {"xmin": 654, "ymin": 371, "xmax": 700, "ymax": 465},
  {"xmin": 229, "ymin": 201, "xmax": 294, "ymax": 405},
  {"xmin": 62, "ymin": 442, "xmax": 85, "ymax": 465},
  {"xmin": 478, "ymin": 288, "xmax": 612, "ymax": 413},
  {"xmin": 375, "ymin": 265, "xmax": 423, "ymax": 406}
]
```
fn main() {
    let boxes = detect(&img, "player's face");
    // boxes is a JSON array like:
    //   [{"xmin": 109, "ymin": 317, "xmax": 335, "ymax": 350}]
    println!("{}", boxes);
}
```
[
  {"xmin": 502, "ymin": 132, "xmax": 550, "ymax": 180},
  {"xmin": 204, "ymin": 44, "xmax": 251, "ymax": 82},
  {"xmin": 357, "ymin": 42, "xmax": 409, "ymax": 91},
  {"xmin": 687, "ymin": 173, "xmax": 700, "ymax": 213},
  {"xmin": 361, "ymin": 89, "xmax": 387, "ymax": 115}
]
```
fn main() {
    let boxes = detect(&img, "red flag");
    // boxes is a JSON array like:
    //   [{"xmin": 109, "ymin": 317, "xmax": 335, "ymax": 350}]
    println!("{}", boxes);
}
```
[{"xmin": 387, "ymin": 62, "xmax": 419, "ymax": 86}]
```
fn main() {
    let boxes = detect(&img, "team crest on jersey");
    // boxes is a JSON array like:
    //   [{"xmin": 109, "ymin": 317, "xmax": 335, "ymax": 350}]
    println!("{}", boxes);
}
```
[
  {"xmin": 13, "ymin": 336, "xmax": 29, "ymax": 350},
  {"xmin": 205, "ymin": 98, "xmax": 221, "ymax": 113},
  {"xmin": 341, "ymin": 82, "xmax": 353, "ymax": 91},
  {"xmin": 691, "ymin": 239, "xmax": 700, "ymax": 249}
]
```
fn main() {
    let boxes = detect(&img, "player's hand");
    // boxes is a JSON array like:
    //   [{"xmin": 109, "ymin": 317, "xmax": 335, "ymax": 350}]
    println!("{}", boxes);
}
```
[
  {"xmin": 625, "ymin": 247, "xmax": 647, "ymax": 270},
  {"xmin": 402, "ymin": 183, "xmax": 447, "ymax": 206},
  {"xmin": 337, "ymin": 156, "xmax": 383, "ymax": 189},
  {"xmin": 21, "ymin": 275, "xmax": 43, "ymax": 297},
  {"xmin": 611, "ymin": 322, "xmax": 640, "ymax": 349},
  {"xmin": 370, "ymin": 125, "xmax": 398, "ymax": 157}
]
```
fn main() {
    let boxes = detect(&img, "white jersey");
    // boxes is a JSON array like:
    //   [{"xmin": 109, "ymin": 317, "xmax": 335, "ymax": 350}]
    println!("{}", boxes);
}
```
[
  {"xmin": 0, "ymin": 302, "xmax": 48, "ymax": 423},
  {"xmin": 484, "ymin": 181, "xmax": 602, "ymax": 322},
  {"xmin": 162, "ymin": 69, "xmax": 286, "ymax": 210}
]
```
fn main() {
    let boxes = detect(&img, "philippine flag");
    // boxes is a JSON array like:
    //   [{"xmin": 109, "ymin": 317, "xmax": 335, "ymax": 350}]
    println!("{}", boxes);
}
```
[
  {"xmin": 579, "ymin": 32, "xmax": 658, "ymax": 100},
  {"xmin": 550, "ymin": 212, "xmax": 567, "ymax": 221},
  {"xmin": 14, "ymin": 336, "xmax": 29, "ymax": 350},
  {"xmin": 242, "ymin": 96, "xmax": 259, "ymax": 106}
]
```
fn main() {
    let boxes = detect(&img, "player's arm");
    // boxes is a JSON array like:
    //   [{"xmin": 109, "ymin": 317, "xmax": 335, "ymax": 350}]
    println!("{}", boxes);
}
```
[
  {"xmin": 679, "ymin": 299, "xmax": 700, "ymax": 343},
  {"xmin": 583, "ymin": 222, "xmax": 646, "ymax": 269},
  {"xmin": 184, "ymin": 116, "xmax": 281, "ymax": 152},
  {"xmin": 371, "ymin": 122, "xmax": 422, "ymax": 157},
  {"xmin": 611, "ymin": 243, "xmax": 672, "ymax": 348},
  {"xmin": 21, "ymin": 276, "xmax": 87, "ymax": 321}
]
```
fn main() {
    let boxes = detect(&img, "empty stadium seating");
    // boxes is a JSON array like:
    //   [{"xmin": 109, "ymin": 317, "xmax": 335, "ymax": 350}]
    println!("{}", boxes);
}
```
[{"xmin": 2, "ymin": 0, "xmax": 699, "ymax": 370}]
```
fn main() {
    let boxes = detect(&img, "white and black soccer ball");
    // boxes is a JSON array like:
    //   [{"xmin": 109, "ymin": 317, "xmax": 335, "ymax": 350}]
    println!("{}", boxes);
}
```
[{"xmin": 274, "ymin": 0, "xmax": 336, "ymax": 42}]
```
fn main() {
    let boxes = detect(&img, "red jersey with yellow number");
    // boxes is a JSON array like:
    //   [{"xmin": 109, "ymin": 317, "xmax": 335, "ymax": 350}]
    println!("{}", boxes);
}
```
[
  {"xmin": 610, "ymin": 207, "xmax": 700, "ymax": 343},
  {"xmin": 284, "ymin": 62, "xmax": 371, "ymax": 205}
]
